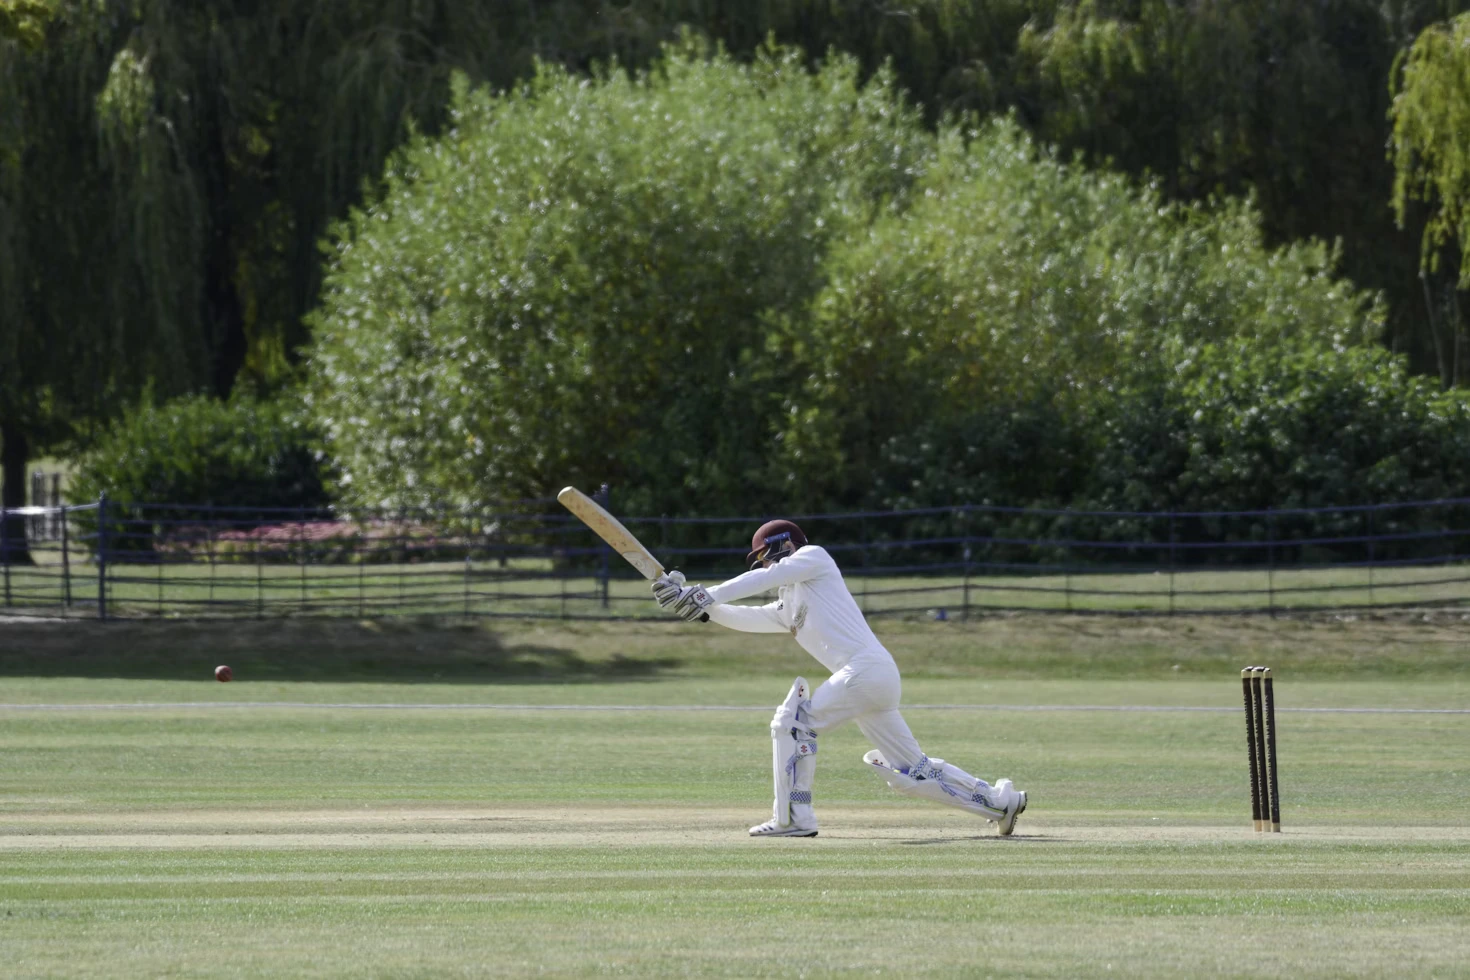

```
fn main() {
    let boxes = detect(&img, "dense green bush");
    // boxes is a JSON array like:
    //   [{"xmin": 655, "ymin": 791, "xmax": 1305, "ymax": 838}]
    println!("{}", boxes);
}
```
[
  {"xmin": 810, "ymin": 341, "xmax": 1470, "ymax": 563},
  {"xmin": 1059, "ymin": 343, "xmax": 1470, "ymax": 561},
  {"xmin": 71, "ymin": 394, "xmax": 332, "ymax": 534},
  {"xmin": 1089, "ymin": 343, "xmax": 1470, "ymax": 512}
]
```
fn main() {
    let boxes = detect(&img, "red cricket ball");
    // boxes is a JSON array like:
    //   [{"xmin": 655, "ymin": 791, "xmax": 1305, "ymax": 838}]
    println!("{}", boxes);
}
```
[{"xmin": 215, "ymin": 665, "xmax": 232, "ymax": 682}]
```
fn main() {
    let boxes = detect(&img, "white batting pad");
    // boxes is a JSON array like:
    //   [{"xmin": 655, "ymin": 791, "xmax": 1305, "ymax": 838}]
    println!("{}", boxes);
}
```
[
  {"xmin": 863, "ymin": 749, "xmax": 1006, "ymax": 821},
  {"xmin": 770, "ymin": 678, "xmax": 818, "ymax": 828}
]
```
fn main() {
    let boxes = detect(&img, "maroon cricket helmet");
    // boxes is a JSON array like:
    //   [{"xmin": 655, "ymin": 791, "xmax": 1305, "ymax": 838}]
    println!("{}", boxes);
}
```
[{"xmin": 746, "ymin": 519, "xmax": 808, "ymax": 570}]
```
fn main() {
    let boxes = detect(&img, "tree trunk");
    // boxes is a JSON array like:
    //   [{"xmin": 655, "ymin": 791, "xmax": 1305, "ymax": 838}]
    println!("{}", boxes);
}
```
[
  {"xmin": 204, "ymin": 104, "xmax": 246, "ymax": 400},
  {"xmin": 1, "ymin": 420, "xmax": 33, "ymax": 566},
  {"xmin": 1421, "ymin": 272, "xmax": 1450, "ymax": 389},
  {"xmin": 207, "ymin": 226, "xmax": 247, "ymax": 398}
]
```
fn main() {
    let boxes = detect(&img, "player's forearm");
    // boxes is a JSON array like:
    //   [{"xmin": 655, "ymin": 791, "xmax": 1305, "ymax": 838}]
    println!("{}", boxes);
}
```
[{"xmin": 706, "ymin": 603, "xmax": 788, "ymax": 634}]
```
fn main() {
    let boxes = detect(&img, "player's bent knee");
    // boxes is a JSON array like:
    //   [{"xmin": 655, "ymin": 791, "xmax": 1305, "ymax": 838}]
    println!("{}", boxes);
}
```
[
  {"xmin": 770, "ymin": 676, "xmax": 811, "ymax": 734},
  {"xmin": 771, "ymin": 677, "xmax": 818, "ymax": 757}
]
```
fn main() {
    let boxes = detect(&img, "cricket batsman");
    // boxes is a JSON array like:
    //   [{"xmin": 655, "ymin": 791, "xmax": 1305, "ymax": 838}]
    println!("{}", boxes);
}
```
[{"xmin": 652, "ymin": 520, "xmax": 1027, "ymax": 838}]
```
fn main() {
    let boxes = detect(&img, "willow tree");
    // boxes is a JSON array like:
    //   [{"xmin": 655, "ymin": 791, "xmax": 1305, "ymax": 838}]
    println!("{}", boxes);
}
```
[
  {"xmin": 2, "ymin": 5, "xmax": 208, "ymax": 564},
  {"xmin": 0, "ymin": 1, "xmax": 52, "ymax": 47},
  {"xmin": 1391, "ymin": 11, "xmax": 1470, "ymax": 387},
  {"xmin": 73, "ymin": 1, "xmax": 543, "ymax": 394},
  {"xmin": 0, "ymin": 1, "xmax": 526, "ymax": 560}
]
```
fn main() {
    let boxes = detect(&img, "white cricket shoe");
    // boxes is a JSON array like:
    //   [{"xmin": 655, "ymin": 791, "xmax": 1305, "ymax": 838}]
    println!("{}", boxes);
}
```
[
  {"xmin": 993, "ymin": 778, "xmax": 1027, "ymax": 836},
  {"xmin": 749, "ymin": 819, "xmax": 818, "ymax": 838}
]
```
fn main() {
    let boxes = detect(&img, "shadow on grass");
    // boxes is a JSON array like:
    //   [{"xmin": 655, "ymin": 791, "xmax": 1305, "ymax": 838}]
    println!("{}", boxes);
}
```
[{"xmin": 0, "ymin": 618, "xmax": 682, "ymax": 683}]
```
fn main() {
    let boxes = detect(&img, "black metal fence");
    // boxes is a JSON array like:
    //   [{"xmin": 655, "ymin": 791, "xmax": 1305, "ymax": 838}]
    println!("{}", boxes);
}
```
[{"xmin": 3, "ymin": 494, "xmax": 1470, "ymax": 620}]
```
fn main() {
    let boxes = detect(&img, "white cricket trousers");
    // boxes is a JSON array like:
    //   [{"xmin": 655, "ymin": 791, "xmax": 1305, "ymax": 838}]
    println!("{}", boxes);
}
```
[{"xmin": 803, "ymin": 655, "xmax": 924, "ymax": 770}]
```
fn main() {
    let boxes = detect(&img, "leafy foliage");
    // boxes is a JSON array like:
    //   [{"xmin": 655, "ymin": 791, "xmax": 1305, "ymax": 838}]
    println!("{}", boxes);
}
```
[
  {"xmin": 0, "ymin": 0, "xmax": 52, "ymax": 49},
  {"xmin": 781, "ymin": 120, "xmax": 1383, "ymax": 510},
  {"xmin": 1067, "ymin": 342, "xmax": 1470, "ymax": 560},
  {"xmin": 11, "ymin": 1, "xmax": 1470, "ymax": 539},
  {"xmin": 2, "ymin": 1, "xmax": 210, "ymax": 561},
  {"xmin": 308, "ymin": 42, "xmax": 929, "ymax": 514},
  {"xmin": 10, "ymin": 0, "xmax": 1470, "ymax": 413},
  {"xmin": 70, "ymin": 395, "xmax": 331, "ymax": 514},
  {"xmin": 1, "ymin": 5, "xmax": 210, "ymax": 452},
  {"xmin": 309, "ymin": 45, "xmax": 1467, "ymax": 537},
  {"xmin": 1392, "ymin": 12, "xmax": 1470, "ymax": 289},
  {"xmin": 1089, "ymin": 343, "xmax": 1470, "ymax": 513}
]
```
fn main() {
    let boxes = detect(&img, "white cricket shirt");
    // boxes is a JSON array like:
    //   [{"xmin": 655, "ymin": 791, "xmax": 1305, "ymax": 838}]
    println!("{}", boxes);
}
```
[{"xmin": 704, "ymin": 545, "xmax": 894, "ymax": 673}]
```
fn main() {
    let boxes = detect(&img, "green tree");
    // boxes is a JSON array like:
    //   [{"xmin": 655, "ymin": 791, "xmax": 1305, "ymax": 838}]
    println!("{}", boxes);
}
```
[
  {"xmin": 307, "ymin": 42, "xmax": 930, "ymax": 515},
  {"xmin": 781, "ymin": 119, "xmax": 1384, "ymax": 510},
  {"xmin": 1011, "ymin": 0, "xmax": 1454, "ymax": 382},
  {"xmin": 12, "ymin": 0, "xmax": 1470, "ymax": 538},
  {"xmin": 1391, "ymin": 11, "xmax": 1470, "ymax": 386},
  {"xmin": 307, "ymin": 46, "xmax": 1420, "ymax": 520},
  {"xmin": 1, "ymin": 6, "xmax": 207, "ymax": 564},
  {"xmin": 627, "ymin": 1, "xmax": 1468, "ymax": 383},
  {"xmin": 1, "ymin": 0, "xmax": 525, "ymax": 559},
  {"xmin": 68, "ymin": 394, "xmax": 331, "ymax": 558},
  {"xmin": 69, "ymin": 1, "xmax": 529, "ymax": 395},
  {"xmin": 1084, "ymin": 341, "xmax": 1470, "ymax": 527},
  {"xmin": 0, "ymin": 1, "xmax": 52, "ymax": 48}
]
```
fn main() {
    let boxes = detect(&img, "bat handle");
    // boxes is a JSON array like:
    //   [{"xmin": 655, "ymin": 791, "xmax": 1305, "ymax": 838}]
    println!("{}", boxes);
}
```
[{"xmin": 700, "ymin": 613, "xmax": 709, "ymax": 623}]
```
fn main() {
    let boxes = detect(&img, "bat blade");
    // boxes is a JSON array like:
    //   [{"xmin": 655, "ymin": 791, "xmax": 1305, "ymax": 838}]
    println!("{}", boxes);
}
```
[{"xmin": 557, "ymin": 486, "xmax": 665, "ymax": 580}]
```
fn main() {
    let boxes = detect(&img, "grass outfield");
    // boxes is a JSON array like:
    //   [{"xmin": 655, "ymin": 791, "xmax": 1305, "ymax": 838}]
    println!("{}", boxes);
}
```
[{"xmin": 1, "ymin": 617, "xmax": 1468, "ymax": 977}]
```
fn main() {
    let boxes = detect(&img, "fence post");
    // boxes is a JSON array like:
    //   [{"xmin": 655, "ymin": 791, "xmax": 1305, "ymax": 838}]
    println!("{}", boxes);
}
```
[
  {"xmin": 297, "ymin": 514, "xmax": 306, "ymax": 615},
  {"xmin": 2, "ymin": 498, "xmax": 10, "ymax": 608},
  {"xmin": 256, "ymin": 535, "xmax": 263, "ymax": 620},
  {"xmin": 1366, "ymin": 507, "xmax": 1375, "ymax": 606},
  {"xmin": 1062, "ymin": 514, "xmax": 1072, "ymax": 613},
  {"xmin": 97, "ymin": 494, "xmax": 108, "ymax": 621},
  {"xmin": 61, "ymin": 503, "xmax": 71, "ymax": 609},
  {"xmin": 1168, "ymin": 515, "xmax": 1177, "ymax": 616},
  {"xmin": 397, "ymin": 508, "xmax": 406, "ymax": 613},
  {"xmin": 1442, "ymin": 502, "xmax": 1452, "ymax": 568},
  {"xmin": 1266, "ymin": 510, "xmax": 1276, "ymax": 619},
  {"xmin": 596, "ymin": 483, "xmax": 611, "ymax": 610},
  {"xmin": 963, "ymin": 545, "xmax": 973, "ymax": 621},
  {"xmin": 29, "ymin": 470, "xmax": 43, "ymax": 541}
]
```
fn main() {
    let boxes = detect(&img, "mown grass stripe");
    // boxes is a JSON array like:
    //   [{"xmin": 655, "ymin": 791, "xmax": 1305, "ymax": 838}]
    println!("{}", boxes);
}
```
[{"xmin": 3, "ymin": 702, "xmax": 1468, "ymax": 713}]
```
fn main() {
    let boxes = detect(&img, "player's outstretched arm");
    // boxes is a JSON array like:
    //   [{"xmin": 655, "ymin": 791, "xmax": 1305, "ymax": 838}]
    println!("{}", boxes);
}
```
[
  {"xmin": 705, "ymin": 602, "xmax": 789, "ymax": 633},
  {"xmin": 651, "ymin": 572, "xmax": 787, "ymax": 632},
  {"xmin": 706, "ymin": 546, "xmax": 826, "ymax": 605}
]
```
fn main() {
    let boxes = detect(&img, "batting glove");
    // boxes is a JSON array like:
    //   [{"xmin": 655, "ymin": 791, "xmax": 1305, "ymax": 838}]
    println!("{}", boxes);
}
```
[
  {"xmin": 651, "ymin": 570, "xmax": 686, "ymax": 608},
  {"xmin": 673, "ymin": 583, "xmax": 715, "ymax": 622}
]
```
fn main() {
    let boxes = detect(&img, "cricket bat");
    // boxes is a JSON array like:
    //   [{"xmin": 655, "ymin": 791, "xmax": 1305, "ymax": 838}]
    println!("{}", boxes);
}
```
[{"xmin": 557, "ymin": 486, "xmax": 665, "ymax": 580}]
